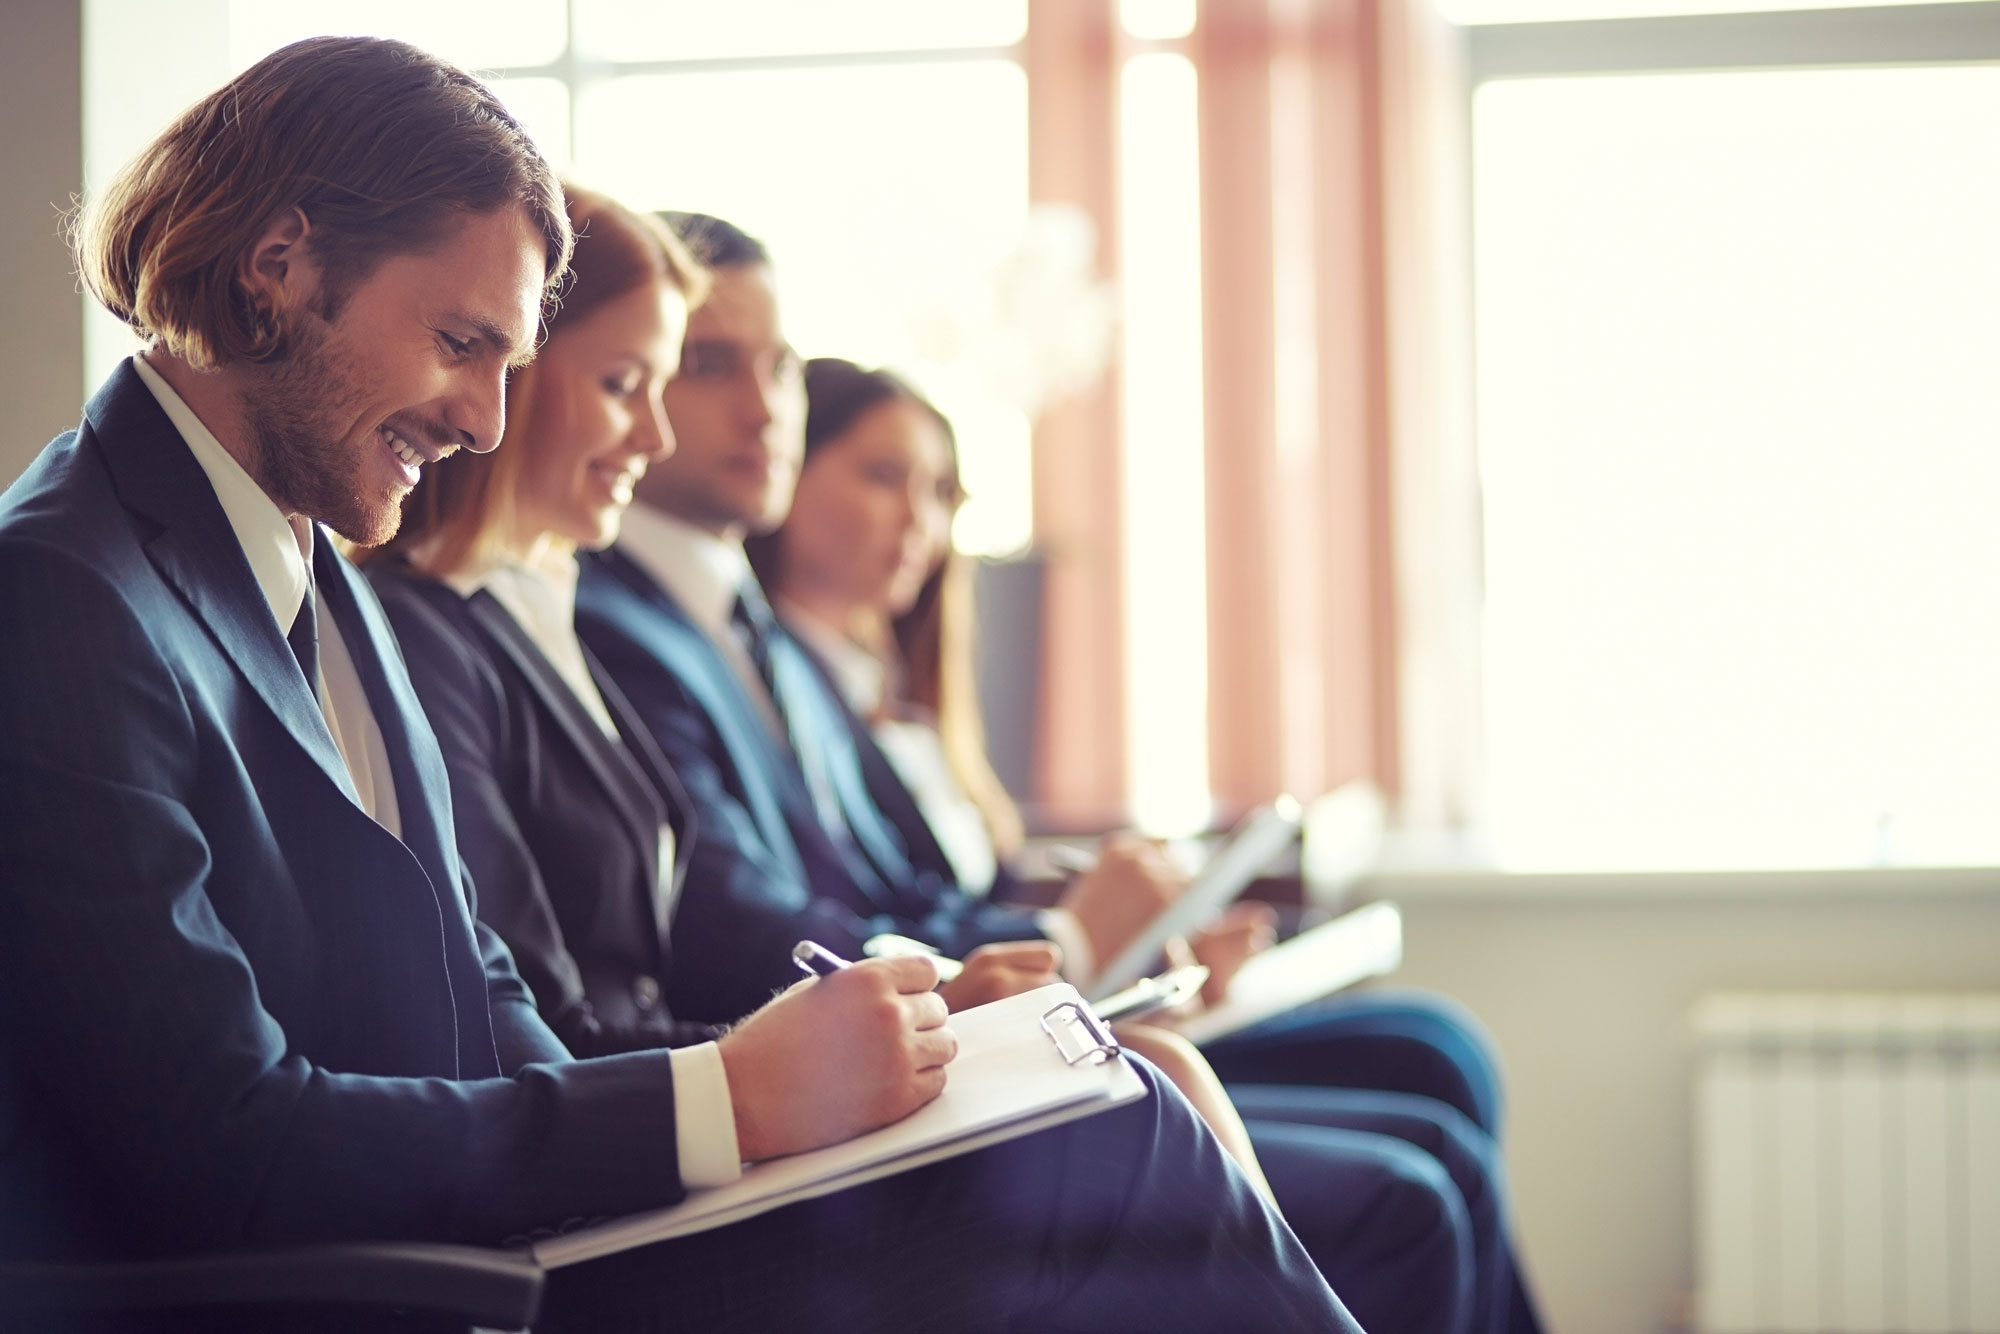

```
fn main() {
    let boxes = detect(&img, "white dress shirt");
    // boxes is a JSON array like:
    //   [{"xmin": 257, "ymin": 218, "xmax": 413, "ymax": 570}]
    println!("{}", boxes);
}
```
[
  {"xmin": 616, "ymin": 504, "xmax": 788, "ymax": 739},
  {"xmin": 775, "ymin": 604, "xmax": 1097, "ymax": 986},
  {"xmin": 132, "ymin": 359, "xmax": 738, "ymax": 1190}
]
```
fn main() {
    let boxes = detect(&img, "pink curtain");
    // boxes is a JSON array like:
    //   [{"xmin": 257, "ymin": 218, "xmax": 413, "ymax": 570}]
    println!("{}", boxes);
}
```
[{"xmin": 1023, "ymin": 0, "xmax": 1469, "ymax": 827}]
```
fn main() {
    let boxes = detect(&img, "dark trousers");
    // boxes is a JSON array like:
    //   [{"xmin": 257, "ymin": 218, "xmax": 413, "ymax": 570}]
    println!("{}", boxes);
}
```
[
  {"xmin": 538, "ymin": 1057, "xmax": 1360, "ymax": 1334},
  {"xmin": 1239, "ymin": 1086, "xmax": 1544, "ymax": 1334},
  {"xmin": 1202, "ymin": 989, "xmax": 1507, "ymax": 1136}
]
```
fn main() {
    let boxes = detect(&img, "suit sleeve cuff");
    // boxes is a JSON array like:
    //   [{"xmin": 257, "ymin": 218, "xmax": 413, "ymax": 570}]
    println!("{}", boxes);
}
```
[
  {"xmin": 1037, "ymin": 907, "xmax": 1096, "ymax": 991},
  {"xmin": 668, "ymin": 1041, "xmax": 742, "ymax": 1189}
]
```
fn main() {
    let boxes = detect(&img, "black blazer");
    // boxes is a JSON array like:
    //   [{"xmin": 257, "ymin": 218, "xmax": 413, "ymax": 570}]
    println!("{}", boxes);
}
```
[
  {"xmin": 0, "ymin": 364, "xmax": 684, "ymax": 1263},
  {"xmin": 576, "ymin": 546, "xmax": 1043, "ymax": 1025},
  {"xmin": 371, "ymin": 560, "xmax": 725, "ymax": 1049}
]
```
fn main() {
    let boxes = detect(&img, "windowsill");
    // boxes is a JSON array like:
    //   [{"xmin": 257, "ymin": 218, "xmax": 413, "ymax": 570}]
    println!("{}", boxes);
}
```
[
  {"xmin": 1020, "ymin": 832, "xmax": 2000, "ymax": 905},
  {"xmin": 1355, "ymin": 862, "xmax": 2000, "ymax": 903}
]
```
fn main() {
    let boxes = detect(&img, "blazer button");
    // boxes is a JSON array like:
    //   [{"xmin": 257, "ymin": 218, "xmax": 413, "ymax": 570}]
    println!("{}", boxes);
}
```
[{"xmin": 632, "ymin": 975, "xmax": 661, "ymax": 1011}]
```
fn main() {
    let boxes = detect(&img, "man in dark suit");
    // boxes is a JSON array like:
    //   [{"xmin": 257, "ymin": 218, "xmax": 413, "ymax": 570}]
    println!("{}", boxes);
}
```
[{"xmin": 0, "ymin": 37, "xmax": 1360, "ymax": 1333}]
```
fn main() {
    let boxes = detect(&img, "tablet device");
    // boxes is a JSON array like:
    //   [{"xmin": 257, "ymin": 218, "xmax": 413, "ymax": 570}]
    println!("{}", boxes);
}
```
[{"xmin": 1085, "ymin": 795, "xmax": 1305, "ymax": 1001}]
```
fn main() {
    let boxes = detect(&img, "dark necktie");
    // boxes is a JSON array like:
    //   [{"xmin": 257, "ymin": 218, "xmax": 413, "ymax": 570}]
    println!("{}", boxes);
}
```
[
  {"xmin": 731, "ymin": 586, "xmax": 854, "ymax": 843},
  {"xmin": 730, "ymin": 586, "xmax": 782, "ymax": 705},
  {"xmin": 287, "ymin": 581, "xmax": 320, "ymax": 699}
]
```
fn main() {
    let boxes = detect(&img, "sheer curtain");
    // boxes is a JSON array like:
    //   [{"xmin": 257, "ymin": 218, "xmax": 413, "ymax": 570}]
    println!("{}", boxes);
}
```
[{"xmin": 1024, "ymin": 0, "xmax": 1468, "ymax": 830}]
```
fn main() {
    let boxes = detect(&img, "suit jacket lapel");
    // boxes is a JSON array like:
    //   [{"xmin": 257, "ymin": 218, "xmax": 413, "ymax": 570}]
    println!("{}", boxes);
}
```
[
  {"xmin": 467, "ymin": 592, "xmax": 669, "ymax": 879},
  {"xmin": 586, "ymin": 550, "xmax": 819, "ymax": 885},
  {"xmin": 310, "ymin": 541, "xmax": 499, "ymax": 1072},
  {"xmin": 591, "ymin": 651, "xmax": 697, "ymax": 909},
  {"xmin": 848, "ymin": 709, "xmax": 958, "ymax": 883},
  {"xmin": 313, "ymin": 544, "xmax": 458, "ymax": 886},
  {"xmin": 86, "ymin": 364, "xmax": 360, "ymax": 807},
  {"xmin": 769, "ymin": 633, "xmax": 927, "ymax": 896}
]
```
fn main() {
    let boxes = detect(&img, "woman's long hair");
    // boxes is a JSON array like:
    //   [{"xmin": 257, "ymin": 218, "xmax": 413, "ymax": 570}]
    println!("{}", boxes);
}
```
[
  {"xmin": 371, "ymin": 184, "xmax": 702, "ymax": 576},
  {"xmin": 749, "ymin": 358, "xmax": 1023, "ymax": 858}
]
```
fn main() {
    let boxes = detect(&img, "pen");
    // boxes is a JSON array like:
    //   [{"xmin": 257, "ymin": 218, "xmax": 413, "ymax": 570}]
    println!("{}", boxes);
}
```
[{"xmin": 793, "ymin": 940, "xmax": 853, "ymax": 978}]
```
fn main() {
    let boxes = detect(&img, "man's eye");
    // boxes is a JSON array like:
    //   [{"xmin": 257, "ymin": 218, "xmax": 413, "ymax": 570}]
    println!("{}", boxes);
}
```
[{"xmin": 440, "ymin": 332, "xmax": 473, "ymax": 357}]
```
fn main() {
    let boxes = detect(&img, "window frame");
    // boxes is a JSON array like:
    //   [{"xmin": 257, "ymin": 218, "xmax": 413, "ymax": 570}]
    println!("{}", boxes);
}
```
[{"xmin": 1437, "ymin": 0, "xmax": 2000, "ymax": 875}]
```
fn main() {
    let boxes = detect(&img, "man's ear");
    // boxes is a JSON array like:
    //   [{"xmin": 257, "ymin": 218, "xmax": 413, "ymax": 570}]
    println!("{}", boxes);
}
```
[{"xmin": 236, "ymin": 205, "xmax": 321, "ymax": 321}]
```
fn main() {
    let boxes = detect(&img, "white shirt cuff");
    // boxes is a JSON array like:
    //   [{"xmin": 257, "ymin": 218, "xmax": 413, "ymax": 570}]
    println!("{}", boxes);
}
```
[
  {"xmin": 668, "ymin": 1041, "xmax": 743, "ymax": 1189},
  {"xmin": 1038, "ymin": 907, "xmax": 1096, "ymax": 991}
]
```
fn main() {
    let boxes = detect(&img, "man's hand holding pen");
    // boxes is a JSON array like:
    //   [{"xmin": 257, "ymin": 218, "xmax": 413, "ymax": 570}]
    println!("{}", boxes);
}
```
[{"xmin": 717, "ymin": 950, "xmax": 955, "ymax": 1163}]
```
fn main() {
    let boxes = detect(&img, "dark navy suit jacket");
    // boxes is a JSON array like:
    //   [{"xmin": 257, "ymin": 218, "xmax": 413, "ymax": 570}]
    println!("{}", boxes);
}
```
[
  {"xmin": 576, "ymin": 546, "xmax": 1042, "ymax": 1025},
  {"xmin": 372, "ymin": 561, "xmax": 725, "ymax": 1049},
  {"xmin": 0, "ymin": 364, "xmax": 685, "ymax": 1262}
]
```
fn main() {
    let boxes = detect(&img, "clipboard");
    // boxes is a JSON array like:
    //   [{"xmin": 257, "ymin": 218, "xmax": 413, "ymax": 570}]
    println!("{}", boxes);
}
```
[
  {"xmin": 530, "ymin": 983, "xmax": 1146, "ymax": 1268},
  {"xmin": 1171, "ymin": 901, "xmax": 1403, "ymax": 1046}
]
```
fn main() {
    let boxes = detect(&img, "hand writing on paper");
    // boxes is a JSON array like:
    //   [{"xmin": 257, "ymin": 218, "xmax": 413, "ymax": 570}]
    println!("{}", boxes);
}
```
[
  {"xmin": 1185, "ymin": 901, "xmax": 1279, "ymax": 1007},
  {"xmin": 1059, "ymin": 832, "xmax": 1189, "ymax": 973},
  {"xmin": 718, "ymin": 956, "xmax": 953, "ymax": 1162},
  {"xmin": 936, "ymin": 940, "xmax": 1064, "ymax": 1012}
]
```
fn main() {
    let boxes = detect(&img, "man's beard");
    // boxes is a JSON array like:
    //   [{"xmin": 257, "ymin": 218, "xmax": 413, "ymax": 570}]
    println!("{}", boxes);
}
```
[{"xmin": 241, "ymin": 314, "xmax": 402, "ymax": 547}]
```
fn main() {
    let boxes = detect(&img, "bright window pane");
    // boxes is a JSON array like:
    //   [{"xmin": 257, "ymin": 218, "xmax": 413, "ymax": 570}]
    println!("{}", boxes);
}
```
[
  {"xmin": 1120, "ymin": 53, "xmax": 1211, "ymax": 837},
  {"xmin": 486, "ymin": 77, "xmax": 572, "ymax": 172},
  {"xmin": 1475, "ymin": 65, "xmax": 2000, "ymax": 871},
  {"xmin": 1446, "ymin": 0, "xmax": 1989, "ymax": 24},
  {"xmin": 575, "ymin": 0, "xmax": 1026, "ymax": 63},
  {"xmin": 228, "ymin": 0, "xmax": 565, "ymax": 72},
  {"xmin": 575, "ymin": 62, "xmax": 1031, "ymax": 550}
]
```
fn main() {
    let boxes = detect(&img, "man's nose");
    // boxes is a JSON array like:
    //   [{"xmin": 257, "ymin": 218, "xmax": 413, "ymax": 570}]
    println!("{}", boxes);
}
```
[{"xmin": 451, "ymin": 363, "xmax": 509, "ymax": 455}]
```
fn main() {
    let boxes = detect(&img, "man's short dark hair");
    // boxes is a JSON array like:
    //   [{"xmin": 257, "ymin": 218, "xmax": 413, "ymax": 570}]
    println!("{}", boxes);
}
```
[{"xmin": 660, "ymin": 212, "xmax": 772, "ymax": 270}]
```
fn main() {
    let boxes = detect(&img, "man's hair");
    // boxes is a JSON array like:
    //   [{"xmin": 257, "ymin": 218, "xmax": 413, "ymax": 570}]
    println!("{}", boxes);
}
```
[
  {"xmin": 373, "ymin": 184, "xmax": 705, "ymax": 575},
  {"xmin": 73, "ymin": 36, "xmax": 573, "ymax": 370},
  {"xmin": 660, "ymin": 212, "xmax": 772, "ymax": 270}
]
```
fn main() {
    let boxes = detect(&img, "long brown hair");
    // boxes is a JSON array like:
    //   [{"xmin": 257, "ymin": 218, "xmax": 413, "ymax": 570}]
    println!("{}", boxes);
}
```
[
  {"xmin": 750, "ymin": 358, "xmax": 1024, "ymax": 858},
  {"xmin": 375, "ymin": 185, "xmax": 703, "ymax": 575},
  {"xmin": 72, "ymin": 36, "xmax": 571, "ymax": 370}
]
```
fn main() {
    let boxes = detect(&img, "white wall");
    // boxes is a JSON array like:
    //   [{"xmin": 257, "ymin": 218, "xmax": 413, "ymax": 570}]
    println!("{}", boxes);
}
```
[
  {"xmin": 1372, "ymin": 869, "xmax": 2000, "ymax": 1334},
  {"xmin": 0, "ymin": 0, "xmax": 230, "ymax": 492}
]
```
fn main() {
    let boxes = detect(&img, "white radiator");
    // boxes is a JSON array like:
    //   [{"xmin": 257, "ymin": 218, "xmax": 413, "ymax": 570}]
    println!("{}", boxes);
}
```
[{"xmin": 1694, "ymin": 993, "xmax": 2000, "ymax": 1334}]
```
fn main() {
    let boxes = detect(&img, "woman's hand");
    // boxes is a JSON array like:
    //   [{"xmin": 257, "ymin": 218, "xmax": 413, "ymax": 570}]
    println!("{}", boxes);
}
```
[
  {"xmin": 1057, "ymin": 833, "xmax": 1188, "ymax": 972},
  {"xmin": 1185, "ymin": 901, "xmax": 1278, "ymax": 1007},
  {"xmin": 935, "ymin": 940, "xmax": 1064, "ymax": 1012}
]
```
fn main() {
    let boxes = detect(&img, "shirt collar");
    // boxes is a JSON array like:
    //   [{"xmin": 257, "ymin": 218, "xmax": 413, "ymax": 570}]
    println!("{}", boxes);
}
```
[
  {"xmin": 444, "ymin": 541, "xmax": 581, "ymax": 647},
  {"xmin": 131, "ymin": 354, "xmax": 314, "ymax": 631},
  {"xmin": 616, "ymin": 503, "xmax": 755, "ymax": 638}
]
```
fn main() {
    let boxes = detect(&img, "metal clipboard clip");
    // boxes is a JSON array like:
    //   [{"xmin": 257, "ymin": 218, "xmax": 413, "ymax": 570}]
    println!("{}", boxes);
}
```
[{"xmin": 1040, "ymin": 999, "xmax": 1122, "ymax": 1066}]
